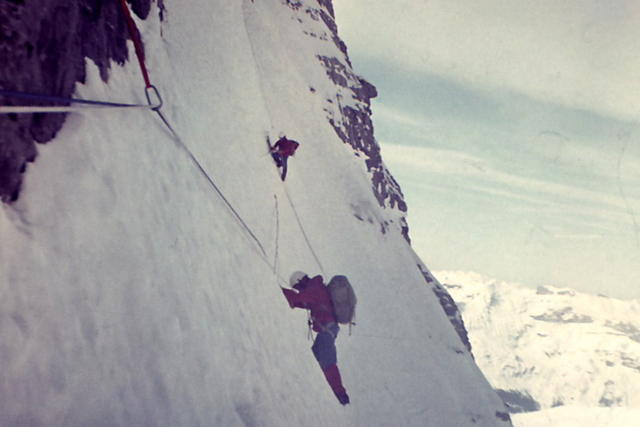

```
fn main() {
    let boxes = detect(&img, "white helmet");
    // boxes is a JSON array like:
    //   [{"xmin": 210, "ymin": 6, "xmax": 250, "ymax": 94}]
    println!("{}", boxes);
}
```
[{"xmin": 289, "ymin": 271, "xmax": 307, "ymax": 287}]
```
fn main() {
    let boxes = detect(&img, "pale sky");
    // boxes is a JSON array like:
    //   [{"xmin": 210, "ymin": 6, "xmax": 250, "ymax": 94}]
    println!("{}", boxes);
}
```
[{"xmin": 334, "ymin": 0, "xmax": 640, "ymax": 299}]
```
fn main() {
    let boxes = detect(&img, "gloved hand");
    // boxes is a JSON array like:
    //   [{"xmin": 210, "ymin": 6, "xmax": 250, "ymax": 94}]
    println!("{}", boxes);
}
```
[{"xmin": 281, "ymin": 287, "xmax": 296, "ymax": 308}]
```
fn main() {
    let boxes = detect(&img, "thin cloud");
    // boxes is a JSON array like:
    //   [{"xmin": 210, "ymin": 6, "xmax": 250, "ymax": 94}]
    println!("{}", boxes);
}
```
[
  {"xmin": 550, "ymin": 233, "xmax": 605, "ymax": 240},
  {"xmin": 376, "ymin": 101, "xmax": 640, "ymax": 195},
  {"xmin": 335, "ymin": 0, "xmax": 640, "ymax": 122},
  {"xmin": 381, "ymin": 144, "xmax": 640, "ymax": 223},
  {"xmin": 373, "ymin": 104, "xmax": 426, "ymax": 129}
]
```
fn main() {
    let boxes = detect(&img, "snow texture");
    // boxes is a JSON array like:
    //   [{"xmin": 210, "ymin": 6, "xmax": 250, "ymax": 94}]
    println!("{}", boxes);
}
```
[
  {"xmin": 1, "ymin": 2, "xmax": 508, "ymax": 426},
  {"xmin": 512, "ymin": 407, "xmax": 640, "ymax": 427}
]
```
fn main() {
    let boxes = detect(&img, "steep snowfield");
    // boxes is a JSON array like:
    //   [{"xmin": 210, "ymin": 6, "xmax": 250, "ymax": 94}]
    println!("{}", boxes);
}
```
[
  {"xmin": 1, "ymin": 1, "xmax": 508, "ymax": 426},
  {"xmin": 436, "ymin": 271, "xmax": 640, "ymax": 426}
]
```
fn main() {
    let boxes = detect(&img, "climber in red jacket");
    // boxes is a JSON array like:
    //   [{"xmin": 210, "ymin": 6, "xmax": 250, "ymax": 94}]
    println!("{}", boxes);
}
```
[
  {"xmin": 270, "ymin": 135, "xmax": 299, "ymax": 181},
  {"xmin": 282, "ymin": 271, "xmax": 350, "ymax": 405}
]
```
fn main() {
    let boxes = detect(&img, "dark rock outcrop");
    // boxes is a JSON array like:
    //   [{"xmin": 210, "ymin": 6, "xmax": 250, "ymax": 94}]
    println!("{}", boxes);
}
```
[
  {"xmin": 495, "ymin": 410, "xmax": 512, "ymax": 423},
  {"xmin": 316, "ymin": 55, "xmax": 408, "ymax": 215},
  {"xmin": 495, "ymin": 389, "xmax": 541, "ymax": 413},
  {"xmin": 307, "ymin": 1, "xmax": 409, "ymax": 241},
  {"xmin": 418, "ymin": 264, "xmax": 473, "ymax": 355},
  {"xmin": 0, "ymin": 0, "xmax": 162, "ymax": 202},
  {"xmin": 536, "ymin": 286, "xmax": 554, "ymax": 295},
  {"xmin": 605, "ymin": 321, "xmax": 640, "ymax": 343},
  {"xmin": 530, "ymin": 306, "xmax": 593, "ymax": 323}
]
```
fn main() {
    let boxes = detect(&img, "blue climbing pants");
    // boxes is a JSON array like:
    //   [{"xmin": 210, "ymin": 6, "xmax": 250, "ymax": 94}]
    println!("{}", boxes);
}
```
[
  {"xmin": 311, "ymin": 323, "xmax": 339, "ymax": 370},
  {"xmin": 271, "ymin": 153, "xmax": 289, "ymax": 180}
]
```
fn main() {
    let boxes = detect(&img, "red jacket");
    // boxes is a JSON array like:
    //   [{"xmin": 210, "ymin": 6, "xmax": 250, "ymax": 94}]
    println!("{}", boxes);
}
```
[
  {"xmin": 273, "ymin": 137, "xmax": 299, "ymax": 157},
  {"xmin": 282, "ymin": 275, "xmax": 336, "ymax": 332}
]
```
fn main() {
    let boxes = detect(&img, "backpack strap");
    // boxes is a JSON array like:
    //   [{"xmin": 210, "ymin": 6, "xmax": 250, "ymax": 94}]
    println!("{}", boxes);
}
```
[{"xmin": 348, "ymin": 309, "xmax": 356, "ymax": 336}]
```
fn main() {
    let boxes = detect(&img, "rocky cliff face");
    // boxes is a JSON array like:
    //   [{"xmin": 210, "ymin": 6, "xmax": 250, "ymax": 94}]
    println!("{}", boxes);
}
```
[
  {"xmin": 418, "ymin": 263, "xmax": 474, "ymax": 355},
  {"xmin": 0, "ymin": 0, "xmax": 162, "ymax": 202},
  {"xmin": 284, "ymin": 0, "xmax": 410, "ymax": 242}
]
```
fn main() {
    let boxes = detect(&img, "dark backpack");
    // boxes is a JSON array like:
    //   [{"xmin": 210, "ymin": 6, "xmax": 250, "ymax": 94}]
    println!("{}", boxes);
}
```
[{"xmin": 327, "ymin": 275, "xmax": 357, "ymax": 325}]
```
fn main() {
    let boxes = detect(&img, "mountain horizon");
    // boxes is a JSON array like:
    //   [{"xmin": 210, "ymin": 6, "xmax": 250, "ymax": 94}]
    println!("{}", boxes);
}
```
[{"xmin": 436, "ymin": 270, "xmax": 640, "ymax": 426}]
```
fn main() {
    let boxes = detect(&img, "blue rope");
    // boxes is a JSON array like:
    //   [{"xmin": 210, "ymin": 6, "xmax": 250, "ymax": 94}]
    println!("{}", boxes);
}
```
[{"xmin": 0, "ymin": 87, "xmax": 161, "ymax": 109}]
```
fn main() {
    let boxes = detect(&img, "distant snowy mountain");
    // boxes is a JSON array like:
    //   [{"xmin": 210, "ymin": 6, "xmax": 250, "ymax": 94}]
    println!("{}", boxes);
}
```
[
  {"xmin": 436, "ymin": 271, "xmax": 640, "ymax": 422},
  {"xmin": 513, "ymin": 407, "xmax": 640, "ymax": 427},
  {"xmin": 0, "ymin": 1, "xmax": 509, "ymax": 426}
]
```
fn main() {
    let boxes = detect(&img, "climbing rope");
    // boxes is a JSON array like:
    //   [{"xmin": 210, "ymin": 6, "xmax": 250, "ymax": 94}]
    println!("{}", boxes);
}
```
[
  {"xmin": 152, "ymin": 106, "xmax": 270, "ymax": 259},
  {"xmin": 1, "ymin": 0, "xmax": 159, "ymax": 116},
  {"xmin": 0, "ymin": 87, "xmax": 161, "ymax": 114},
  {"xmin": 283, "ymin": 186, "xmax": 325, "ymax": 275},
  {"xmin": 273, "ymin": 195, "xmax": 282, "ymax": 288},
  {"xmin": 241, "ymin": 1, "xmax": 278, "ymax": 136},
  {"xmin": 114, "ymin": 0, "xmax": 274, "ymax": 261},
  {"xmin": 241, "ymin": 1, "xmax": 326, "ymax": 281}
]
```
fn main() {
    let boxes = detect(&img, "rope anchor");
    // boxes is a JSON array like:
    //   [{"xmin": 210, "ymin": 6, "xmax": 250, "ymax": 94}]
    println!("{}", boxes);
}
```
[{"xmin": 145, "ymin": 85, "xmax": 163, "ymax": 111}]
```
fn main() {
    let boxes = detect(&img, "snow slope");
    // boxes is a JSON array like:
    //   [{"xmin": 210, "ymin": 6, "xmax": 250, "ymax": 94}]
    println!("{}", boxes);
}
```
[
  {"xmin": 436, "ymin": 271, "xmax": 640, "ymax": 425},
  {"xmin": 1, "ymin": 1, "xmax": 508, "ymax": 426}
]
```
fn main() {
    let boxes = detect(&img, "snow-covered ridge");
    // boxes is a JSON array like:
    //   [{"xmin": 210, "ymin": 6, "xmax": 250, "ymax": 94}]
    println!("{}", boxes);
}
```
[
  {"xmin": 512, "ymin": 406, "xmax": 640, "ymax": 427},
  {"xmin": 436, "ymin": 270, "xmax": 640, "ymax": 413}
]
